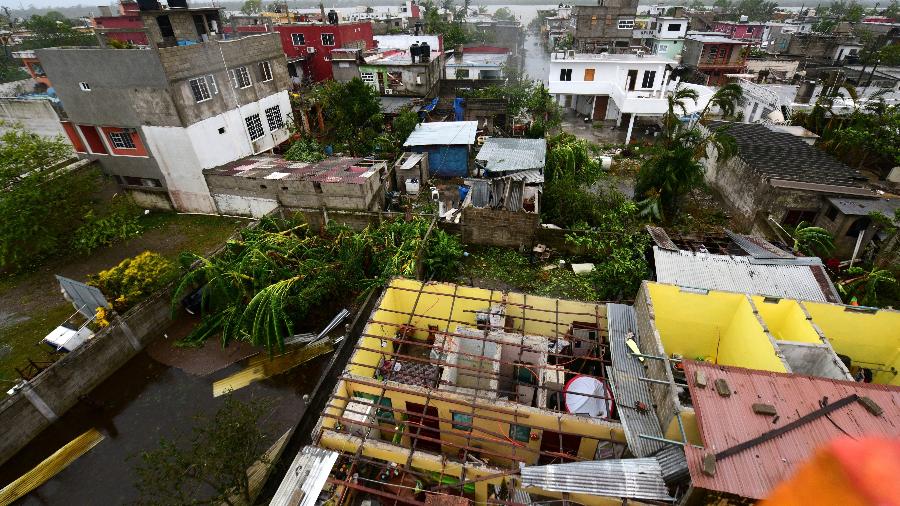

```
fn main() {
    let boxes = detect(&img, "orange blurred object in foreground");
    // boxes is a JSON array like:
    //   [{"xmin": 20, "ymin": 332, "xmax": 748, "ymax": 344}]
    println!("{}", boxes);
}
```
[{"xmin": 761, "ymin": 437, "xmax": 900, "ymax": 506}]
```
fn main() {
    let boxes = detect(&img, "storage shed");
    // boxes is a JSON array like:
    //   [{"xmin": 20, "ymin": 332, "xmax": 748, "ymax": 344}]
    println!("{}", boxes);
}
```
[{"xmin": 403, "ymin": 121, "xmax": 478, "ymax": 178}]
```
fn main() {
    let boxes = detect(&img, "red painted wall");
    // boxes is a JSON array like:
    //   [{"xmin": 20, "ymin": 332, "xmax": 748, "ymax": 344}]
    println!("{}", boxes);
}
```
[
  {"xmin": 275, "ymin": 22, "xmax": 374, "ymax": 82},
  {"xmin": 94, "ymin": 14, "xmax": 148, "ymax": 45},
  {"xmin": 78, "ymin": 125, "xmax": 108, "ymax": 154},
  {"xmin": 713, "ymin": 22, "xmax": 763, "ymax": 40},
  {"xmin": 61, "ymin": 121, "xmax": 86, "ymax": 153}
]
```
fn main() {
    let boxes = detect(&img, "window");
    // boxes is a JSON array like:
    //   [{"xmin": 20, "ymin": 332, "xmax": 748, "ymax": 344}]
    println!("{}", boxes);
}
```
[
  {"xmin": 245, "ymin": 114, "xmax": 264, "ymax": 140},
  {"xmin": 667, "ymin": 23, "xmax": 682, "ymax": 31},
  {"xmin": 258, "ymin": 61, "xmax": 273, "ymax": 82},
  {"xmin": 206, "ymin": 74, "xmax": 218, "ymax": 95},
  {"xmin": 189, "ymin": 77, "xmax": 211, "ymax": 102},
  {"xmin": 590, "ymin": 14, "xmax": 598, "ymax": 26},
  {"xmin": 559, "ymin": 68, "xmax": 572, "ymax": 81},
  {"xmin": 825, "ymin": 205, "xmax": 838, "ymax": 221},
  {"xmin": 230, "ymin": 66, "xmax": 252, "ymax": 89},
  {"xmin": 782, "ymin": 209, "xmax": 818, "ymax": 227},
  {"xmin": 708, "ymin": 46, "xmax": 719, "ymax": 58},
  {"xmin": 641, "ymin": 70, "xmax": 656, "ymax": 88},
  {"xmin": 30, "ymin": 63, "xmax": 45, "ymax": 76},
  {"xmin": 656, "ymin": 44, "xmax": 669, "ymax": 54},
  {"xmin": 108, "ymin": 131, "xmax": 136, "ymax": 149},
  {"xmin": 509, "ymin": 424, "xmax": 531, "ymax": 443},
  {"xmin": 265, "ymin": 105, "xmax": 284, "ymax": 131},
  {"xmin": 123, "ymin": 176, "xmax": 162, "ymax": 187},
  {"xmin": 617, "ymin": 18, "xmax": 634, "ymax": 30},
  {"xmin": 584, "ymin": 68, "xmax": 595, "ymax": 81},
  {"xmin": 455, "ymin": 68, "xmax": 470, "ymax": 78},
  {"xmin": 361, "ymin": 72, "xmax": 377, "ymax": 87},
  {"xmin": 291, "ymin": 32, "xmax": 305, "ymax": 45},
  {"xmin": 451, "ymin": 412, "xmax": 473, "ymax": 431},
  {"xmin": 746, "ymin": 27, "xmax": 754, "ymax": 34},
  {"xmin": 79, "ymin": 82, "xmax": 91, "ymax": 91},
  {"xmin": 321, "ymin": 33, "xmax": 335, "ymax": 46}
]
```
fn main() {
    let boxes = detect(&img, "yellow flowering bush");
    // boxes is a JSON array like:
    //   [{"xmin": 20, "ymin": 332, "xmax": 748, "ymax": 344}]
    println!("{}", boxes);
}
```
[
  {"xmin": 89, "ymin": 251, "xmax": 175, "ymax": 312},
  {"xmin": 94, "ymin": 306, "xmax": 110, "ymax": 328}
]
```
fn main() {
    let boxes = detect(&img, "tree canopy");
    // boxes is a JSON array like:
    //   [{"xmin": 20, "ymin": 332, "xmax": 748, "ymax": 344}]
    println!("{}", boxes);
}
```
[{"xmin": 312, "ymin": 78, "xmax": 384, "ymax": 156}]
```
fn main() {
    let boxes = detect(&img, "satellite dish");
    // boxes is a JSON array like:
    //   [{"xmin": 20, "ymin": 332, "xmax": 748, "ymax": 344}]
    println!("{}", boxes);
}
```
[
  {"xmin": 767, "ymin": 109, "xmax": 785, "ymax": 123},
  {"xmin": 564, "ymin": 375, "xmax": 614, "ymax": 418}
]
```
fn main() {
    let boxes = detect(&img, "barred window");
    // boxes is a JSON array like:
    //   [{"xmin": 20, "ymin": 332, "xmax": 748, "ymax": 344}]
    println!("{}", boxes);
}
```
[
  {"xmin": 265, "ymin": 105, "xmax": 284, "ymax": 131},
  {"xmin": 109, "ymin": 131, "xmax": 136, "ymax": 149},
  {"xmin": 245, "ymin": 114, "xmax": 264, "ymax": 140},
  {"xmin": 231, "ymin": 66, "xmax": 252, "ymax": 88},
  {"xmin": 291, "ymin": 32, "xmax": 305, "ymax": 45},
  {"xmin": 258, "ymin": 61, "xmax": 273, "ymax": 82},
  {"xmin": 189, "ymin": 77, "xmax": 211, "ymax": 102},
  {"xmin": 321, "ymin": 33, "xmax": 335, "ymax": 46}
]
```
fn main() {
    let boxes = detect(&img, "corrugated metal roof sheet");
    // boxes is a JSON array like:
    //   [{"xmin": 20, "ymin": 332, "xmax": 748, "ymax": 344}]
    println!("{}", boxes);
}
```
[
  {"xmin": 652, "ymin": 247, "xmax": 840, "ymax": 303},
  {"xmin": 270, "ymin": 445, "xmax": 339, "ymax": 506},
  {"xmin": 654, "ymin": 445, "xmax": 690, "ymax": 486},
  {"xmin": 683, "ymin": 361, "xmax": 900, "ymax": 500},
  {"xmin": 496, "ymin": 169, "xmax": 544, "ymax": 184},
  {"xmin": 403, "ymin": 121, "xmax": 478, "ymax": 147},
  {"xmin": 520, "ymin": 459, "xmax": 674, "ymax": 502},
  {"xmin": 645, "ymin": 225, "xmax": 678, "ymax": 250},
  {"xmin": 470, "ymin": 179, "xmax": 490, "ymax": 208},
  {"xmin": 723, "ymin": 228, "xmax": 795, "ymax": 259},
  {"xmin": 476, "ymin": 138, "xmax": 547, "ymax": 173},
  {"xmin": 606, "ymin": 304, "xmax": 666, "ymax": 457}
]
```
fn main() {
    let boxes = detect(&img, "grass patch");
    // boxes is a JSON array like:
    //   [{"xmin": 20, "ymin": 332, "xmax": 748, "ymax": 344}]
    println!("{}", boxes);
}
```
[
  {"xmin": 0, "ymin": 212, "xmax": 246, "ymax": 384},
  {"xmin": 456, "ymin": 247, "xmax": 599, "ymax": 301}
]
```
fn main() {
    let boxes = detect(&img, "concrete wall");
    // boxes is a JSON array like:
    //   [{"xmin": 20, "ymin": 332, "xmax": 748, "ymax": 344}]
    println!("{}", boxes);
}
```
[
  {"xmin": 459, "ymin": 207, "xmax": 540, "ymax": 248},
  {"xmin": 573, "ymin": 1, "xmax": 640, "ymax": 51},
  {"xmin": 0, "ymin": 98, "xmax": 69, "ymax": 141},
  {"xmin": 0, "ymin": 288, "xmax": 174, "ymax": 466},
  {"xmin": 36, "ymin": 48, "xmax": 177, "ymax": 127},
  {"xmin": 361, "ymin": 54, "xmax": 443, "ymax": 97}
]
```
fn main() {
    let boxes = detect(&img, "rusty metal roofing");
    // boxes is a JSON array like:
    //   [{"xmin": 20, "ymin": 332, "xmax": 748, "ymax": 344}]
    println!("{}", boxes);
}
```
[
  {"xmin": 520, "ymin": 458, "xmax": 674, "ymax": 502},
  {"xmin": 645, "ymin": 225, "xmax": 678, "ymax": 250},
  {"xmin": 652, "ymin": 246, "xmax": 841, "ymax": 303},
  {"xmin": 683, "ymin": 361, "xmax": 900, "ymax": 501},
  {"xmin": 207, "ymin": 156, "xmax": 382, "ymax": 185},
  {"xmin": 476, "ymin": 138, "xmax": 546, "ymax": 174},
  {"xmin": 606, "ymin": 304, "xmax": 666, "ymax": 457}
]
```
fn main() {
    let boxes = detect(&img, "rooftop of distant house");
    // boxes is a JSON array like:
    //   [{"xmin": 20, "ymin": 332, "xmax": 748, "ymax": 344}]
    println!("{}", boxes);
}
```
[
  {"xmin": 403, "ymin": 121, "xmax": 478, "ymax": 147},
  {"xmin": 550, "ymin": 51, "xmax": 676, "ymax": 64},
  {"xmin": 205, "ymin": 156, "xmax": 384, "ymax": 185},
  {"xmin": 445, "ymin": 51, "xmax": 508, "ymax": 67},
  {"xmin": 685, "ymin": 31, "xmax": 748, "ymax": 43},
  {"xmin": 705, "ymin": 121, "xmax": 869, "ymax": 190},
  {"xmin": 364, "ymin": 48, "xmax": 442, "ymax": 65},
  {"xmin": 476, "ymin": 137, "xmax": 547, "ymax": 174},
  {"xmin": 683, "ymin": 360, "xmax": 900, "ymax": 501}
]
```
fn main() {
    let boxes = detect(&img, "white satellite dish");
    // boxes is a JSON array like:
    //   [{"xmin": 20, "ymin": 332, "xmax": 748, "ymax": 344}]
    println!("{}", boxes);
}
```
[{"xmin": 564, "ymin": 375, "xmax": 614, "ymax": 418}]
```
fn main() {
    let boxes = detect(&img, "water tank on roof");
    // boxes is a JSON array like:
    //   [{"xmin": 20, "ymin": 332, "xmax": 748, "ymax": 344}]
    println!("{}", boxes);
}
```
[
  {"xmin": 167, "ymin": 0, "xmax": 188, "ymax": 8},
  {"xmin": 327, "ymin": 9, "xmax": 339, "ymax": 24},
  {"xmin": 419, "ymin": 41, "xmax": 430, "ymax": 61},
  {"xmin": 410, "ymin": 43, "xmax": 420, "ymax": 63},
  {"xmin": 136, "ymin": 0, "xmax": 161, "ymax": 11}
]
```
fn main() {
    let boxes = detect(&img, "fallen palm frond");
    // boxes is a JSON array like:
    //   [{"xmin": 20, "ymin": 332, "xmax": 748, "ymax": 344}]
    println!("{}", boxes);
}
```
[{"xmin": 0, "ymin": 428, "xmax": 104, "ymax": 505}]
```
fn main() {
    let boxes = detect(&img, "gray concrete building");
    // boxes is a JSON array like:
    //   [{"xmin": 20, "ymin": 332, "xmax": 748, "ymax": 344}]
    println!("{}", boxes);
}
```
[
  {"xmin": 332, "ymin": 46, "xmax": 443, "ymax": 97},
  {"xmin": 572, "ymin": 0, "xmax": 641, "ymax": 53},
  {"xmin": 37, "ymin": 5, "xmax": 292, "ymax": 213}
]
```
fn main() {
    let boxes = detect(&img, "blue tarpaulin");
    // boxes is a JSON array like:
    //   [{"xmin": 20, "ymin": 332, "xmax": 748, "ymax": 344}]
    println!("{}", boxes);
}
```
[{"xmin": 453, "ymin": 98, "xmax": 465, "ymax": 121}]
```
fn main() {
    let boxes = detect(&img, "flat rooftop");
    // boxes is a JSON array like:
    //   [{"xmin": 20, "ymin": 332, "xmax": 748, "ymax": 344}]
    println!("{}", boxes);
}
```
[
  {"xmin": 365, "ymin": 49, "xmax": 442, "ymax": 65},
  {"xmin": 445, "ymin": 52, "xmax": 508, "ymax": 67},
  {"xmin": 205, "ymin": 156, "xmax": 383, "ymax": 185},
  {"xmin": 551, "ymin": 51, "xmax": 677, "ymax": 64}
]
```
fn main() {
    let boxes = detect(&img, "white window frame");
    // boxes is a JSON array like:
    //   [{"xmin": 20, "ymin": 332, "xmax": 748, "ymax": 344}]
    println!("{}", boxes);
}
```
[
  {"xmin": 245, "ymin": 114, "xmax": 264, "ymax": 141},
  {"xmin": 189, "ymin": 76, "xmax": 211, "ymax": 103},
  {"xmin": 656, "ymin": 43, "xmax": 669, "ymax": 54},
  {"xmin": 79, "ymin": 82, "xmax": 91, "ymax": 91},
  {"xmin": 258, "ymin": 61, "xmax": 273, "ymax": 82},
  {"xmin": 291, "ymin": 32, "xmax": 305, "ymax": 45},
  {"xmin": 108, "ymin": 131, "xmax": 136, "ymax": 149},
  {"xmin": 230, "ymin": 66, "xmax": 252, "ymax": 89},
  {"xmin": 206, "ymin": 74, "xmax": 218, "ymax": 95},
  {"xmin": 321, "ymin": 33, "xmax": 335, "ymax": 46},
  {"xmin": 617, "ymin": 18, "xmax": 634, "ymax": 30},
  {"xmin": 265, "ymin": 105, "xmax": 284, "ymax": 131}
]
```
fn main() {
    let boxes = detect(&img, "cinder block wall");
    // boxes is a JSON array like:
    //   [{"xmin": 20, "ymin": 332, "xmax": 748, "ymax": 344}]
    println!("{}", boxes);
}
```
[
  {"xmin": 0, "ymin": 288, "xmax": 174, "ymax": 466},
  {"xmin": 460, "ymin": 207, "xmax": 540, "ymax": 248}
]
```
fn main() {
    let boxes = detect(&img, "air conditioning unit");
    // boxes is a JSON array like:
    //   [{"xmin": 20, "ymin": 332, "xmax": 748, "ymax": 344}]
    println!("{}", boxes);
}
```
[
  {"xmin": 384, "ymin": 88, "xmax": 394, "ymax": 95},
  {"xmin": 567, "ymin": 49, "xmax": 576, "ymax": 58},
  {"xmin": 306, "ymin": 46, "xmax": 316, "ymax": 54}
]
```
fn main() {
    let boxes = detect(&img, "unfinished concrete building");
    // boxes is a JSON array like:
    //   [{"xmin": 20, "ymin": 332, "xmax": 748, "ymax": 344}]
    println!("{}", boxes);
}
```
[
  {"xmin": 37, "ymin": 4, "xmax": 291, "ymax": 212},
  {"xmin": 571, "ymin": 0, "xmax": 641, "ymax": 52},
  {"xmin": 203, "ymin": 156, "xmax": 388, "ymax": 217}
]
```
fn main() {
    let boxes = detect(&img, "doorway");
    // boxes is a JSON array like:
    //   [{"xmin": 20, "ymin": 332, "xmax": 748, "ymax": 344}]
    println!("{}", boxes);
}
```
[
  {"xmin": 538, "ymin": 430, "xmax": 581, "ymax": 465},
  {"xmin": 406, "ymin": 402, "xmax": 442, "ymax": 453},
  {"xmin": 593, "ymin": 95, "xmax": 609, "ymax": 121},
  {"xmin": 627, "ymin": 69, "xmax": 638, "ymax": 91}
]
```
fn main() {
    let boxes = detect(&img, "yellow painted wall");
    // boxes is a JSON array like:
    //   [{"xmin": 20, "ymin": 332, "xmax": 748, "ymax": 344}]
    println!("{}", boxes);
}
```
[
  {"xmin": 753, "ymin": 297, "xmax": 821, "ymax": 344},
  {"xmin": 717, "ymin": 297, "xmax": 787, "ymax": 372},
  {"xmin": 805, "ymin": 303, "xmax": 900, "ymax": 385},
  {"xmin": 662, "ymin": 407, "xmax": 701, "ymax": 446}
]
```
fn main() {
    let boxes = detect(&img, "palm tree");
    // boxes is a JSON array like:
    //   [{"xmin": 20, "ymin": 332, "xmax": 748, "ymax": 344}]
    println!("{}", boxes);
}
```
[
  {"xmin": 789, "ymin": 221, "xmax": 836, "ymax": 257},
  {"xmin": 838, "ymin": 266, "xmax": 898, "ymax": 307},
  {"xmin": 694, "ymin": 83, "xmax": 743, "ymax": 123}
]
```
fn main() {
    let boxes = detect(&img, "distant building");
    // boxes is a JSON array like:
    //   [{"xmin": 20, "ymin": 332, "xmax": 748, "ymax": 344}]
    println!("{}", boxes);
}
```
[
  {"xmin": 10, "ymin": 50, "xmax": 51, "ymax": 89},
  {"xmin": 333, "ymin": 45, "xmax": 444, "ymax": 98},
  {"xmin": 815, "ymin": 196, "xmax": 900, "ymax": 259},
  {"xmin": 273, "ymin": 22, "xmax": 374, "ymax": 84},
  {"xmin": 682, "ymin": 32, "xmax": 750, "ymax": 85},
  {"xmin": 571, "ymin": 0, "xmax": 641, "ymax": 52},
  {"xmin": 444, "ymin": 46, "xmax": 509, "ymax": 81},
  {"xmin": 770, "ymin": 31, "xmax": 862, "ymax": 65},
  {"xmin": 38, "ymin": 6, "xmax": 292, "ymax": 213},
  {"xmin": 645, "ymin": 16, "xmax": 689, "ymax": 60},
  {"xmin": 713, "ymin": 18, "xmax": 765, "ymax": 42},
  {"xmin": 92, "ymin": 0, "xmax": 147, "ymax": 46}
]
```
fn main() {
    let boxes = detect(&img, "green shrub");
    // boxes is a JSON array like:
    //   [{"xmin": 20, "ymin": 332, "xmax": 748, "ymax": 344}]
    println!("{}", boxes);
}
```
[
  {"xmin": 89, "ymin": 251, "xmax": 175, "ymax": 312},
  {"xmin": 283, "ymin": 136, "xmax": 325, "ymax": 162},
  {"xmin": 72, "ymin": 196, "xmax": 143, "ymax": 254}
]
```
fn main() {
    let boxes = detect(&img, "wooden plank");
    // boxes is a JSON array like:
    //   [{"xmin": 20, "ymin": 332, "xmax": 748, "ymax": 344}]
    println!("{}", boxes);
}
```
[{"xmin": 213, "ymin": 340, "xmax": 334, "ymax": 397}]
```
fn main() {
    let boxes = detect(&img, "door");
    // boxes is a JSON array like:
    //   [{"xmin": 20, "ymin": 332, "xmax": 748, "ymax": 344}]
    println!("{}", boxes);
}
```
[
  {"xmin": 627, "ymin": 69, "xmax": 638, "ymax": 91},
  {"xmin": 538, "ymin": 430, "xmax": 582, "ymax": 465},
  {"xmin": 584, "ymin": 68, "xmax": 595, "ymax": 81},
  {"xmin": 592, "ymin": 95, "xmax": 608, "ymax": 121},
  {"xmin": 406, "ymin": 402, "xmax": 442, "ymax": 453}
]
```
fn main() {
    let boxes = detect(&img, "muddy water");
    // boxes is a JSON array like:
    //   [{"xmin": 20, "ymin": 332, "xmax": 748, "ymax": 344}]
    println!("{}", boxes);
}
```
[{"xmin": 0, "ymin": 317, "xmax": 327, "ymax": 505}]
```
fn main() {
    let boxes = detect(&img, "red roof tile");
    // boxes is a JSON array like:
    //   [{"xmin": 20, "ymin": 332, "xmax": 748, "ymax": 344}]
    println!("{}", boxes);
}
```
[{"xmin": 683, "ymin": 361, "xmax": 900, "ymax": 500}]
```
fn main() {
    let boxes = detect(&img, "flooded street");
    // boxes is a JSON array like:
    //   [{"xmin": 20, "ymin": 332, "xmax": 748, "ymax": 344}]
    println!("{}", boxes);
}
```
[
  {"xmin": 0, "ymin": 317, "xmax": 326, "ymax": 505},
  {"xmin": 523, "ymin": 31, "xmax": 550, "ymax": 84}
]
